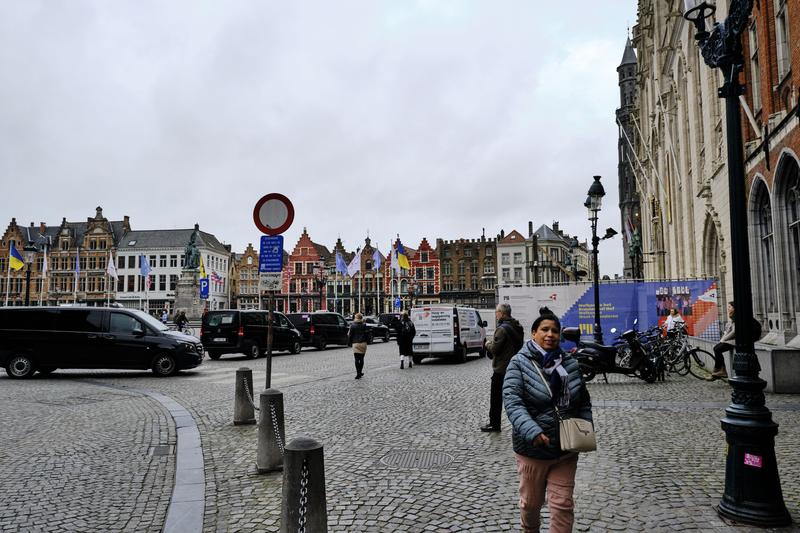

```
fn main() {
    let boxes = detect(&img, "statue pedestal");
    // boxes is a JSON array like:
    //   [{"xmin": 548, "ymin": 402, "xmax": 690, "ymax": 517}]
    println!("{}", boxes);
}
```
[{"xmin": 174, "ymin": 270, "xmax": 204, "ymax": 320}]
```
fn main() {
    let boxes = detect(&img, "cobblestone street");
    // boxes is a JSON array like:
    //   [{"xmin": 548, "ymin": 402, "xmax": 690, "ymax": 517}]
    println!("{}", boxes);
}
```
[{"xmin": 1, "ymin": 341, "xmax": 798, "ymax": 532}]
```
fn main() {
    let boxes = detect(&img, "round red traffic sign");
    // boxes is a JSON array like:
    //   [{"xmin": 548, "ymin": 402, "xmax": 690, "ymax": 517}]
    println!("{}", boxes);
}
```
[{"xmin": 253, "ymin": 193, "xmax": 295, "ymax": 235}]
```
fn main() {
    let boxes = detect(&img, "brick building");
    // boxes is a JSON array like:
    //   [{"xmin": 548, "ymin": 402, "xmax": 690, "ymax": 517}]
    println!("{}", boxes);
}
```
[
  {"xmin": 436, "ymin": 232, "xmax": 497, "ymax": 308},
  {"xmin": 741, "ymin": 0, "xmax": 800, "ymax": 345},
  {"xmin": 282, "ymin": 228, "xmax": 330, "ymax": 313}
]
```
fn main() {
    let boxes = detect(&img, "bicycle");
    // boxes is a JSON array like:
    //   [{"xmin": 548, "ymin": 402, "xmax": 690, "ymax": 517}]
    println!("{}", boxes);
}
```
[{"xmin": 170, "ymin": 325, "xmax": 195, "ymax": 336}]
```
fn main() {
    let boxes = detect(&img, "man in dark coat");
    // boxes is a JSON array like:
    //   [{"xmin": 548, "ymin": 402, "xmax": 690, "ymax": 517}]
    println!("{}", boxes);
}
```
[
  {"xmin": 480, "ymin": 303, "xmax": 524, "ymax": 432},
  {"xmin": 397, "ymin": 311, "xmax": 416, "ymax": 369}
]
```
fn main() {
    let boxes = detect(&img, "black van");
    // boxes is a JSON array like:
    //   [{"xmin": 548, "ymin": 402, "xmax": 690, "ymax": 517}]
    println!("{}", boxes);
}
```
[
  {"xmin": 201, "ymin": 310, "xmax": 302, "ymax": 360},
  {"xmin": 286, "ymin": 312, "xmax": 350, "ymax": 350},
  {"xmin": 0, "ymin": 307, "xmax": 204, "ymax": 378}
]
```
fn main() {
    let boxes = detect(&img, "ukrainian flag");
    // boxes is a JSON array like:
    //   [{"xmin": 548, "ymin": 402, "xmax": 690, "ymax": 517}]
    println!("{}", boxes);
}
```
[
  {"xmin": 8, "ymin": 243, "xmax": 24, "ymax": 271},
  {"xmin": 396, "ymin": 240, "xmax": 410, "ymax": 270}
]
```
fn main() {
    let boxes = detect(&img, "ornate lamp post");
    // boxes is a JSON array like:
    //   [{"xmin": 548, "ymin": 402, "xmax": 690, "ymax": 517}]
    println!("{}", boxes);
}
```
[
  {"xmin": 23, "ymin": 244, "xmax": 37, "ymax": 306},
  {"xmin": 585, "ymin": 175, "xmax": 606, "ymax": 343},
  {"xmin": 314, "ymin": 264, "xmax": 328, "ymax": 312},
  {"xmin": 683, "ymin": 0, "xmax": 790, "ymax": 526}
]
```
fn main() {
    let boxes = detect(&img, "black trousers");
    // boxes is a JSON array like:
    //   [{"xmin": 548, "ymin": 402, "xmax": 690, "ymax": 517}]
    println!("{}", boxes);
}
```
[
  {"xmin": 713, "ymin": 342, "xmax": 734, "ymax": 370},
  {"xmin": 354, "ymin": 353, "xmax": 365, "ymax": 375},
  {"xmin": 489, "ymin": 372, "xmax": 504, "ymax": 428}
]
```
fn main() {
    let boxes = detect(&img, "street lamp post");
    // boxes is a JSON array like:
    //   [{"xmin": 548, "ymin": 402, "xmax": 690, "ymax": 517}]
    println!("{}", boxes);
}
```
[
  {"xmin": 314, "ymin": 264, "xmax": 328, "ymax": 312},
  {"xmin": 23, "ymin": 245, "xmax": 37, "ymax": 306},
  {"xmin": 683, "ymin": 0, "xmax": 790, "ymax": 526},
  {"xmin": 586, "ymin": 175, "xmax": 606, "ymax": 344}
]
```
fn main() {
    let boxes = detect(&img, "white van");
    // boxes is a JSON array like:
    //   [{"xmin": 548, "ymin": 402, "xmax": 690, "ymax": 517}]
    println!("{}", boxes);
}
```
[{"xmin": 410, "ymin": 306, "xmax": 487, "ymax": 364}]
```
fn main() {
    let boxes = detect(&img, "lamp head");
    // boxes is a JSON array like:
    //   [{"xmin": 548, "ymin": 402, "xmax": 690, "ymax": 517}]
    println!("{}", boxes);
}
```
[
  {"xmin": 683, "ymin": 0, "xmax": 715, "ymax": 22},
  {"xmin": 602, "ymin": 228, "xmax": 618, "ymax": 240},
  {"xmin": 586, "ymin": 175, "xmax": 605, "ymax": 213}
]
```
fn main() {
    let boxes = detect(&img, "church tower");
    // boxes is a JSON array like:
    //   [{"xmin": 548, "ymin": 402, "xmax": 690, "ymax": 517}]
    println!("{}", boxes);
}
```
[{"xmin": 617, "ymin": 37, "xmax": 642, "ymax": 278}]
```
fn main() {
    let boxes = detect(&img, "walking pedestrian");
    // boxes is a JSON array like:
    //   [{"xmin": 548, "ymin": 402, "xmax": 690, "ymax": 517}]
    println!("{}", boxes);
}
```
[
  {"xmin": 480, "ymin": 303, "xmax": 524, "ymax": 432},
  {"xmin": 397, "ymin": 311, "xmax": 416, "ymax": 369},
  {"xmin": 161, "ymin": 310, "xmax": 169, "ymax": 324},
  {"xmin": 348, "ymin": 313, "xmax": 369, "ymax": 379},
  {"xmin": 503, "ymin": 307, "xmax": 593, "ymax": 533}
]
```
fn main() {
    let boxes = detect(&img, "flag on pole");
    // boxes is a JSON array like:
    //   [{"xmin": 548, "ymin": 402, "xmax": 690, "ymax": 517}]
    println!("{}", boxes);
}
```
[
  {"xmin": 346, "ymin": 249, "xmax": 361, "ymax": 277},
  {"xmin": 140, "ymin": 254, "xmax": 152, "ymax": 290},
  {"xmin": 75, "ymin": 247, "xmax": 81, "ymax": 282},
  {"xmin": 8, "ymin": 243, "xmax": 24, "ymax": 271},
  {"xmin": 42, "ymin": 247, "xmax": 48, "ymax": 276},
  {"xmin": 106, "ymin": 251, "xmax": 118, "ymax": 279},
  {"xmin": 396, "ymin": 240, "xmax": 410, "ymax": 270},
  {"xmin": 210, "ymin": 270, "xmax": 222, "ymax": 284},
  {"xmin": 625, "ymin": 216, "xmax": 635, "ymax": 242},
  {"xmin": 390, "ymin": 246, "xmax": 401, "ymax": 273},
  {"xmin": 335, "ymin": 251, "xmax": 348, "ymax": 275},
  {"xmin": 372, "ymin": 248, "xmax": 382, "ymax": 271},
  {"xmin": 199, "ymin": 255, "xmax": 206, "ymax": 278}
]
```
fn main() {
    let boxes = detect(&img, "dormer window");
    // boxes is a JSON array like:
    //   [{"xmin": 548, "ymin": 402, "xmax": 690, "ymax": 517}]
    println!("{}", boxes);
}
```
[{"xmin": 128, "ymin": 240, "xmax": 137, "ymax": 246}]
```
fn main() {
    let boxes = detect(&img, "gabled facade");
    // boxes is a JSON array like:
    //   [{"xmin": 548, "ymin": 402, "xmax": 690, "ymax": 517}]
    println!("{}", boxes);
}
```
[
  {"xmin": 282, "ymin": 228, "xmax": 330, "ymax": 313},
  {"xmin": 496, "ymin": 229, "xmax": 527, "ymax": 285},
  {"xmin": 234, "ymin": 245, "xmax": 259, "ymax": 310},
  {"xmin": 437, "ymin": 232, "xmax": 497, "ymax": 308}
]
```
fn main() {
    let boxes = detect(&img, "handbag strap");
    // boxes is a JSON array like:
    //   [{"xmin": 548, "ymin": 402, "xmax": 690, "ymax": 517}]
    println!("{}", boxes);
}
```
[{"xmin": 529, "ymin": 358, "xmax": 564, "ymax": 422}]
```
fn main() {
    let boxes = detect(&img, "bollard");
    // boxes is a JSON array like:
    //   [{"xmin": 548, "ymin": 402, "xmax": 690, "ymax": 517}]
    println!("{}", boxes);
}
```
[
  {"xmin": 281, "ymin": 437, "xmax": 327, "ymax": 533},
  {"xmin": 234, "ymin": 368, "xmax": 257, "ymax": 425},
  {"xmin": 256, "ymin": 388, "xmax": 285, "ymax": 473}
]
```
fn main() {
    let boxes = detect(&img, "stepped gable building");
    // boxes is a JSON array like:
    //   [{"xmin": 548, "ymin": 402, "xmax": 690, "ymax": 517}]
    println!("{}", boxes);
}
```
[
  {"xmin": 531, "ymin": 222, "xmax": 589, "ymax": 285},
  {"xmin": 617, "ymin": 37, "xmax": 643, "ymax": 279},
  {"xmin": 380, "ymin": 239, "xmax": 418, "ymax": 312},
  {"xmin": 283, "ymin": 228, "xmax": 331, "ymax": 313},
  {"xmin": 1, "ymin": 207, "xmax": 130, "ymax": 306},
  {"xmin": 350, "ymin": 236, "xmax": 385, "ymax": 316},
  {"xmin": 741, "ymin": 0, "xmax": 800, "ymax": 345},
  {"xmin": 409, "ymin": 238, "xmax": 440, "ymax": 306},
  {"xmin": 116, "ymin": 224, "xmax": 231, "ymax": 313},
  {"xmin": 326, "ymin": 237, "xmax": 355, "ymax": 315},
  {"xmin": 436, "ymin": 231, "xmax": 497, "ymax": 309},
  {"xmin": 233, "ymin": 245, "xmax": 258, "ymax": 310}
]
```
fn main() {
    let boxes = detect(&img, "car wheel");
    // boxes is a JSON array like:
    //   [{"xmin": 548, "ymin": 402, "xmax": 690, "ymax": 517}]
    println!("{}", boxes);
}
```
[
  {"xmin": 317, "ymin": 338, "xmax": 327, "ymax": 351},
  {"xmin": 208, "ymin": 352, "xmax": 222, "ymax": 360},
  {"xmin": 290, "ymin": 341, "xmax": 302, "ymax": 354},
  {"xmin": 367, "ymin": 333, "xmax": 374, "ymax": 345},
  {"xmin": 455, "ymin": 345, "xmax": 468, "ymax": 364},
  {"xmin": 6, "ymin": 355, "xmax": 36, "ymax": 379},
  {"xmin": 37, "ymin": 366, "xmax": 57, "ymax": 375},
  {"xmin": 152, "ymin": 354, "xmax": 178, "ymax": 376},
  {"xmin": 246, "ymin": 342, "xmax": 260, "ymax": 359},
  {"xmin": 384, "ymin": 332, "xmax": 390, "ymax": 343}
]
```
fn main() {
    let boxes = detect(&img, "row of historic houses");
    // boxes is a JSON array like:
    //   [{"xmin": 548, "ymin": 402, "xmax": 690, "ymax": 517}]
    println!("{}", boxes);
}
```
[{"xmin": 3, "ymin": 207, "xmax": 589, "ymax": 316}]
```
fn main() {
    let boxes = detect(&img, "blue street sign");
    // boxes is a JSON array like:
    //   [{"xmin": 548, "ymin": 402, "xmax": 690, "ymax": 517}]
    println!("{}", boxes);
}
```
[
  {"xmin": 259, "ymin": 235, "xmax": 284, "ymax": 273},
  {"xmin": 199, "ymin": 278, "xmax": 209, "ymax": 299},
  {"xmin": 394, "ymin": 297, "xmax": 401, "ymax": 309}
]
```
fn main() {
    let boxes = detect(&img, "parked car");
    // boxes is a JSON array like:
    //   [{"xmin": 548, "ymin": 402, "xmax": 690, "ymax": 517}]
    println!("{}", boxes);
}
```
[
  {"xmin": 410, "ymin": 306, "xmax": 487, "ymax": 364},
  {"xmin": 286, "ymin": 311, "xmax": 350, "ymax": 350},
  {"xmin": 201, "ymin": 310, "xmax": 302, "ymax": 359},
  {"xmin": 378, "ymin": 313, "xmax": 402, "ymax": 338},
  {"xmin": 0, "ymin": 306, "xmax": 204, "ymax": 378},
  {"xmin": 344, "ymin": 316, "xmax": 391, "ymax": 344}
]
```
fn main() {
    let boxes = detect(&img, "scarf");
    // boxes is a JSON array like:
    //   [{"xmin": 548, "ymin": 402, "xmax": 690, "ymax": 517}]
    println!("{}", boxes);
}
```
[{"xmin": 531, "ymin": 340, "xmax": 570, "ymax": 408}]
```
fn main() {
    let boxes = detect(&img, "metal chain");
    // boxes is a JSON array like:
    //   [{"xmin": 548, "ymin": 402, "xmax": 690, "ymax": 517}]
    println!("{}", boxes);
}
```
[
  {"xmin": 241, "ymin": 376, "xmax": 260, "ymax": 412},
  {"xmin": 298, "ymin": 458, "xmax": 309, "ymax": 533},
  {"xmin": 269, "ymin": 400, "xmax": 285, "ymax": 456}
]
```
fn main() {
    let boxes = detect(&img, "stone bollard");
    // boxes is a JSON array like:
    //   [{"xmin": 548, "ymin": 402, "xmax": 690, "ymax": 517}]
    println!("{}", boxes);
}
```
[
  {"xmin": 256, "ymin": 388, "xmax": 285, "ymax": 473},
  {"xmin": 281, "ymin": 437, "xmax": 327, "ymax": 533},
  {"xmin": 234, "ymin": 368, "xmax": 256, "ymax": 425}
]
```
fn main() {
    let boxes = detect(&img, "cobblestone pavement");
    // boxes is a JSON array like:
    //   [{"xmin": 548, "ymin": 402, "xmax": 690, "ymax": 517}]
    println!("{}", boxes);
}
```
[{"xmin": 1, "ymin": 340, "xmax": 799, "ymax": 532}]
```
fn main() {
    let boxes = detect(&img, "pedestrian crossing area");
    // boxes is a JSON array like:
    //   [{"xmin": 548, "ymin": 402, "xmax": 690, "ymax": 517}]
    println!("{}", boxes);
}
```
[{"xmin": 182, "ymin": 366, "xmax": 311, "ymax": 386}]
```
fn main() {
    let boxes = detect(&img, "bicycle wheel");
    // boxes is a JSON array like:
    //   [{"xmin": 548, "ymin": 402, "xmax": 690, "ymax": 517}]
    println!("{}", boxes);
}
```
[
  {"xmin": 687, "ymin": 348, "xmax": 715, "ymax": 380},
  {"xmin": 673, "ymin": 347, "xmax": 692, "ymax": 376}
]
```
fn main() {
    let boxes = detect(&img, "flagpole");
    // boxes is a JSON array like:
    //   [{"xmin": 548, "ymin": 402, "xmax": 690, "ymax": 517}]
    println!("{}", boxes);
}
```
[
  {"xmin": 39, "ymin": 246, "xmax": 46, "ymax": 306},
  {"xmin": 4, "ymin": 256, "xmax": 10, "ymax": 307}
]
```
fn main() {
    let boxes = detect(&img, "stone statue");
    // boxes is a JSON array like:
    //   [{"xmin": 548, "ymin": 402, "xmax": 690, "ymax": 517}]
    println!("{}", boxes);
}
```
[
  {"xmin": 184, "ymin": 224, "xmax": 201, "ymax": 270},
  {"xmin": 629, "ymin": 228, "xmax": 642, "ymax": 258}
]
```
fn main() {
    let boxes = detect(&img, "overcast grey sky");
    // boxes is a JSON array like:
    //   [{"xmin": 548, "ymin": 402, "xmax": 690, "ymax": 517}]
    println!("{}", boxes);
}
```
[{"xmin": 1, "ymin": 1, "xmax": 637, "ymax": 275}]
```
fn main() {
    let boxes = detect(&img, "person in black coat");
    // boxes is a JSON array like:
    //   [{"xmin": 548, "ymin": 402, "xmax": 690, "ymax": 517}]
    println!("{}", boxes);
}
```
[
  {"xmin": 396, "ymin": 311, "xmax": 416, "ymax": 369},
  {"xmin": 348, "ymin": 313, "xmax": 369, "ymax": 379}
]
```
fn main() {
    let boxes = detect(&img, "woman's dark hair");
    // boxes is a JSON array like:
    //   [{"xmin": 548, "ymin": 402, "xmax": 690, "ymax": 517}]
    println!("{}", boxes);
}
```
[
  {"xmin": 531, "ymin": 306, "xmax": 561, "ymax": 332},
  {"xmin": 729, "ymin": 301, "xmax": 735, "ymax": 308}
]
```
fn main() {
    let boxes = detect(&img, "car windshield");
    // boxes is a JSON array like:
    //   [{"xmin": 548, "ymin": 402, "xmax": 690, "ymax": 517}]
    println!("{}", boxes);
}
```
[{"xmin": 130, "ymin": 309, "xmax": 169, "ymax": 331}]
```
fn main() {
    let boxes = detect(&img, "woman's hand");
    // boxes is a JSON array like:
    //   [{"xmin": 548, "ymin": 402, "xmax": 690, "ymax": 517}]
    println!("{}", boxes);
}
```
[{"xmin": 533, "ymin": 433, "xmax": 550, "ymax": 447}]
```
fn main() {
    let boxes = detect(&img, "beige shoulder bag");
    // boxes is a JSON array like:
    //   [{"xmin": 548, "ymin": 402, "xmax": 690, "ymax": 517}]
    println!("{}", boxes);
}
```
[{"xmin": 531, "ymin": 360, "xmax": 597, "ymax": 453}]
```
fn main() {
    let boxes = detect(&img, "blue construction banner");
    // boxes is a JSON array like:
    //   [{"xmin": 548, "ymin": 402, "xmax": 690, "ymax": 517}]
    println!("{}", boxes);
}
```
[{"xmin": 499, "ymin": 279, "xmax": 720, "ymax": 347}]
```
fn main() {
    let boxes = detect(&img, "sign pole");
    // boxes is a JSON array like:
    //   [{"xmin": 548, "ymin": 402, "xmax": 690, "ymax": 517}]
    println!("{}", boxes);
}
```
[{"xmin": 266, "ymin": 291, "xmax": 274, "ymax": 389}]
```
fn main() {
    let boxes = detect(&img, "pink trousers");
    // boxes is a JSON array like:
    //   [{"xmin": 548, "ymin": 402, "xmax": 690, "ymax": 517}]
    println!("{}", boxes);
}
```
[{"xmin": 515, "ymin": 452, "xmax": 579, "ymax": 533}]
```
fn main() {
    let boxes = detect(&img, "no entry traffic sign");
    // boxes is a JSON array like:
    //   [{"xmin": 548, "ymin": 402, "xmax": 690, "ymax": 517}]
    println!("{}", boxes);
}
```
[{"xmin": 253, "ymin": 193, "xmax": 295, "ymax": 235}]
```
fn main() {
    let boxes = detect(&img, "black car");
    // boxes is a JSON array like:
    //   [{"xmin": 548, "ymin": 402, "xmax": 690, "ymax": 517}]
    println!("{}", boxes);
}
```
[
  {"xmin": 343, "ymin": 316, "xmax": 391, "ymax": 344},
  {"xmin": 201, "ymin": 310, "xmax": 302, "ymax": 360},
  {"xmin": 0, "ymin": 306, "xmax": 204, "ymax": 378},
  {"xmin": 286, "ymin": 312, "xmax": 350, "ymax": 350},
  {"xmin": 378, "ymin": 313, "xmax": 402, "ymax": 337}
]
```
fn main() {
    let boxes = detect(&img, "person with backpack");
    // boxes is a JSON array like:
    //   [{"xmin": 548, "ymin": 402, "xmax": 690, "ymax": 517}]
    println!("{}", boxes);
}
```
[
  {"xmin": 397, "ymin": 311, "xmax": 416, "ymax": 369},
  {"xmin": 480, "ymin": 303, "xmax": 524, "ymax": 432}
]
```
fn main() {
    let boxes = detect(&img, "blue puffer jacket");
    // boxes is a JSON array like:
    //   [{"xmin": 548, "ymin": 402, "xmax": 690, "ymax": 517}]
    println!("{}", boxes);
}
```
[{"xmin": 503, "ymin": 340, "xmax": 593, "ymax": 460}]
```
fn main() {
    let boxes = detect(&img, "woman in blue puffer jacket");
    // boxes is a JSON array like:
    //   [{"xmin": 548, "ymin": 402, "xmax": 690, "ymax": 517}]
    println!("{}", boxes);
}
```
[{"xmin": 503, "ymin": 307, "xmax": 593, "ymax": 533}]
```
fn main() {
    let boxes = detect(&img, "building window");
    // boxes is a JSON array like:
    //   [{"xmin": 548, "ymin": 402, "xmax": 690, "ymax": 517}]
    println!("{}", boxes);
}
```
[
  {"xmin": 464, "ymin": 248, "xmax": 472, "ymax": 257},
  {"xmin": 159, "ymin": 255, "xmax": 167, "ymax": 268},
  {"xmin": 749, "ymin": 22, "xmax": 761, "ymax": 112},
  {"xmin": 458, "ymin": 261, "xmax": 465, "ymax": 275},
  {"xmin": 443, "ymin": 249, "xmax": 450, "ymax": 259},
  {"xmin": 247, "ymin": 256, "xmax": 253, "ymax": 265},
  {"xmin": 471, "ymin": 260, "xmax": 478, "ymax": 275},
  {"xmin": 502, "ymin": 268, "xmax": 510, "ymax": 281},
  {"xmin": 426, "ymin": 267, "xmax": 434, "ymax": 280},
  {"xmin": 118, "ymin": 255, "xmax": 125, "ymax": 269},
  {"xmin": 89, "ymin": 240, "xmax": 97, "ymax": 250},
  {"xmin": 170, "ymin": 274, "xmax": 178, "ymax": 291},
  {"xmin": 776, "ymin": 0, "xmax": 791, "ymax": 80},
  {"xmin": 755, "ymin": 183, "xmax": 777, "ymax": 315},
  {"xmin": 514, "ymin": 267, "xmax": 523, "ymax": 281},
  {"xmin": 416, "ymin": 267, "xmax": 423, "ymax": 279},
  {"xmin": 420, "ymin": 252, "xmax": 429, "ymax": 263},
  {"xmin": 485, "ymin": 247, "xmax": 493, "ymax": 257},
  {"xmin": 295, "ymin": 263, "xmax": 303, "ymax": 275},
  {"xmin": 484, "ymin": 260, "xmax": 495, "ymax": 274},
  {"xmin": 513, "ymin": 252, "xmax": 523, "ymax": 264},
  {"xmin": 128, "ymin": 256, "xmax": 136, "ymax": 269},
  {"xmin": 159, "ymin": 275, "xmax": 167, "ymax": 291},
  {"xmin": 443, "ymin": 262, "xmax": 451, "ymax": 275},
  {"xmin": 501, "ymin": 253, "xmax": 510, "ymax": 265},
  {"xmin": 170, "ymin": 255, "xmax": 177, "ymax": 267}
]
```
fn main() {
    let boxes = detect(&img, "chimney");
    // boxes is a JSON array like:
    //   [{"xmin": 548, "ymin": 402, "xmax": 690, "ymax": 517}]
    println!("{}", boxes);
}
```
[
  {"xmin": 40, "ymin": 222, "xmax": 46, "ymax": 235},
  {"xmin": 123, "ymin": 215, "xmax": 130, "ymax": 231},
  {"xmin": 553, "ymin": 221, "xmax": 559, "ymax": 233},
  {"xmin": 500, "ymin": 229, "xmax": 505, "ymax": 239},
  {"xmin": 528, "ymin": 221, "xmax": 533, "ymax": 237}
]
